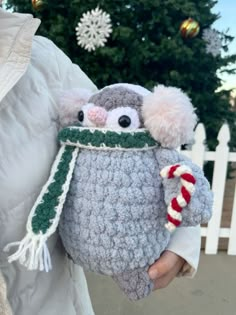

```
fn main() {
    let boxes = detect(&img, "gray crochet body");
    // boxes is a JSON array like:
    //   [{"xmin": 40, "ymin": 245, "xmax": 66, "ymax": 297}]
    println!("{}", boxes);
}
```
[{"xmin": 59, "ymin": 147, "xmax": 213, "ymax": 300}]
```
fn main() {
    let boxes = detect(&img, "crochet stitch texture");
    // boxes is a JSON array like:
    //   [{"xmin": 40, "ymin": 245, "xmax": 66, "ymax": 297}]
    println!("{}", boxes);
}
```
[
  {"xmin": 5, "ymin": 84, "xmax": 213, "ymax": 301},
  {"xmin": 59, "ymin": 129, "xmax": 213, "ymax": 300}
]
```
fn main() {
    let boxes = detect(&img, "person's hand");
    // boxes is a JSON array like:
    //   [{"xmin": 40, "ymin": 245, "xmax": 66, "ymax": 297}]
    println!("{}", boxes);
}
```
[{"xmin": 148, "ymin": 250, "xmax": 185, "ymax": 290}]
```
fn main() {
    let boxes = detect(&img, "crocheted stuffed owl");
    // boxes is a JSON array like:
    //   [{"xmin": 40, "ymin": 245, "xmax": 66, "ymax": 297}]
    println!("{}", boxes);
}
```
[{"xmin": 5, "ymin": 83, "xmax": 213, "ymax": 301}]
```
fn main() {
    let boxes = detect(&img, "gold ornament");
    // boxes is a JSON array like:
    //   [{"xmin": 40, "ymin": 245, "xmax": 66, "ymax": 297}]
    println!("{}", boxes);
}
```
[
  {"xmin": 180, "ymin": 18, "xmax": 200, "ymax": 38},
  {"xmin": 32, "ymin": 0, "xmax": 44, "ymax": 10}
]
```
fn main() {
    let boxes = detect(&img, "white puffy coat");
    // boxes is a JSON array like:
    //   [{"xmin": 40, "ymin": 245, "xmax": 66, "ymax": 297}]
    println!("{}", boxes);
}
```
[
  {"xmin": 0, "ymin": 8, "xmax": 97, "ymax": 315},
  {"xmin": 0, "ymin": 8, "xmax": 200, "ymax": 315}
]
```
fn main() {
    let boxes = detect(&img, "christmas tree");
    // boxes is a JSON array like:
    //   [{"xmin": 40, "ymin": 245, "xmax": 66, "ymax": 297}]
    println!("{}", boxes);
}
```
[{"xmin": 7, "ymin": 0, "xmax": 236, "ymax": 151}]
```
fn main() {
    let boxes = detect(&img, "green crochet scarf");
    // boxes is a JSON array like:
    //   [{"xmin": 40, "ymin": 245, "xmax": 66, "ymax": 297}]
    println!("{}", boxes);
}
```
[{"xmin": 5, "ymin": 126, "xmax": 158, "ymax": 272}]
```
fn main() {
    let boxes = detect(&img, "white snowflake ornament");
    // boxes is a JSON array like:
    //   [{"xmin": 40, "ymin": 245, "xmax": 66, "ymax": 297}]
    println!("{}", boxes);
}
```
[
  {"xmin": 75, "ymin": 7, "xmax": 112, "ymax": 52},
  {"xmin": 202, "ymin": 28, "xmax": 222, "ymax": 57}
]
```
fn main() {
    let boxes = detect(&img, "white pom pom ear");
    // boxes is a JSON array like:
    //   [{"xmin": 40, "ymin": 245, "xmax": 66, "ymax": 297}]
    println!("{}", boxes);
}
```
[
  {"xmin": 142, "ymin": 85, "xmax": 197, "ymax": 148},
  {"xmin": 59, "ymin": 88, "xmax": 93, "ymax": 127}
]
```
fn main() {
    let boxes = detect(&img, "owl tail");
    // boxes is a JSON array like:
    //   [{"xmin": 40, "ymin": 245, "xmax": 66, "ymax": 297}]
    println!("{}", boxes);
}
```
[
  {"xmin": 160, "ymin": 164, "xmax": 196, "ymax": 232},
  {"xmin": 4, "ymin": 145, "xmax": 79, "ymax": 272}
]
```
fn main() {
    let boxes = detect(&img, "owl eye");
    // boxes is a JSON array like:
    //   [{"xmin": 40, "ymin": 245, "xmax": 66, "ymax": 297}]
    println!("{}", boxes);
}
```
[
  {"xmin": 106, "ymin": 107, "xmax": 140, "ymax": 130},
  {"xmin": 78, "ymin": 110, "xmax": 84, "ymax": 122},
  {"xmin": 118, "ymin": 115, "xmax": 131, "ymax": 128}
]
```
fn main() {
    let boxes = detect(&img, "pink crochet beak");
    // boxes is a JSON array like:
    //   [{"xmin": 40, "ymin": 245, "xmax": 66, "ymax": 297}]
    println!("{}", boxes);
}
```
[{"xmin": 88, "ymin": 106, "xmax": 108, "ymax": 126}]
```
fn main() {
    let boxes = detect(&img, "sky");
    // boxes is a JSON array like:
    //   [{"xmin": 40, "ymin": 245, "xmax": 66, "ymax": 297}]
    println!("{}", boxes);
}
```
[{"xmin": 212, "ymin": 0, "xmax": 236, "ymax": 92}]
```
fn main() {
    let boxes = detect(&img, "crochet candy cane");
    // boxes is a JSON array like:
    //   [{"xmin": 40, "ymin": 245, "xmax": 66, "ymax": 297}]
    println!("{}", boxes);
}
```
[{"xmin": 160, "ymin": 164, "xmax": 196, "ymax": 232}]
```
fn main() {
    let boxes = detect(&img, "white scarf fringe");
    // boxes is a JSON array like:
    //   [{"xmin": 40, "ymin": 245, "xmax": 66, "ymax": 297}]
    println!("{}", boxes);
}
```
[{"xmin": 4, "ymin": 145, "xmax": 79, "ymax": 271}]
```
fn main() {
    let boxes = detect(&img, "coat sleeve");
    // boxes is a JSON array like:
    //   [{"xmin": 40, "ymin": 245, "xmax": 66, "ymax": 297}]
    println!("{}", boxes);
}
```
[
  {"xmin": 42, "ymin": 35, "xmax": 98, "ymax": 92},
  {"xmin": 166, "ymin": 225, "xmax": 201, "ymax": 277},
  {"xmin": 33, "ymin": 36, "xmax": 97, "ymax": 93},
  {"xmin": 0, "ymin": 271, "xmax": 12, "ymax": 315}
]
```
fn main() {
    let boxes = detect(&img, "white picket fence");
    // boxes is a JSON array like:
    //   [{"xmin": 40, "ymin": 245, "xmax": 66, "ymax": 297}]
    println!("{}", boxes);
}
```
[{"xmin": 180, "ymin": 123, "xmax": 236, "ymax": 255}]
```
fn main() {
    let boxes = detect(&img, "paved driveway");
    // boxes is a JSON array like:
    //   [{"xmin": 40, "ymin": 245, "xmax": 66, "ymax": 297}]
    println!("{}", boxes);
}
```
[{"xmin": 86, "ymin": 252, "xmax": 236, "ymax": 315}]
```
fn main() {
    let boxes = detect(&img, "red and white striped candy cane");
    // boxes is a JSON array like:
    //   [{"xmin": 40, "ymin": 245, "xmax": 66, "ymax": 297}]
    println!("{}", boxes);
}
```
[{"xmin": 160, "ymin": 164, "xmax": 196, "ymax": 232}]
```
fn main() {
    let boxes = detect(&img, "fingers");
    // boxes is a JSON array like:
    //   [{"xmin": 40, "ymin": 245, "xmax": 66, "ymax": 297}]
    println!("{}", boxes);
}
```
[
  {"xmin": 148, "ymin": 251, "xmax": 180, "ymax": 279},
  {"xmin": 148, "ymin": 250, "xmax": 185, "ymax": 290},
  {"xmin": 153, "ymin": 274, "xmax": 174, "ymax": 290},
  {"xmin": 153, "ymin": 264, "xmax": 181, "ymax": 290}
]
